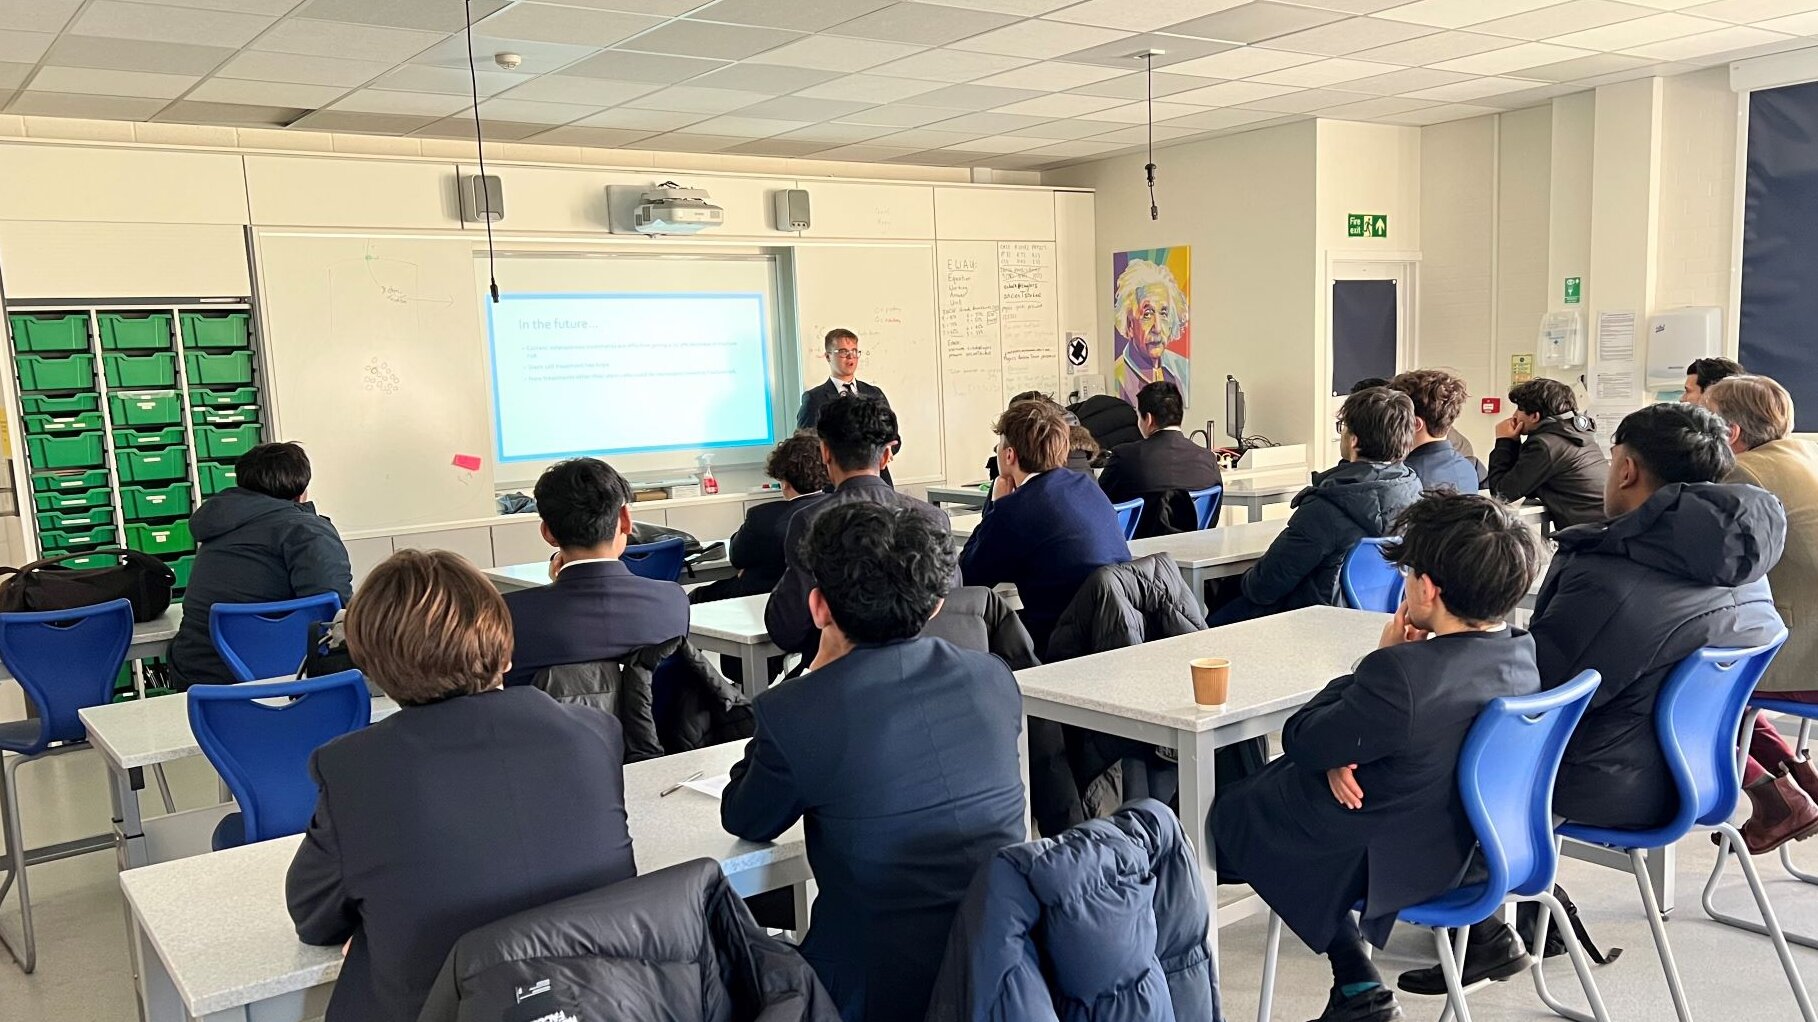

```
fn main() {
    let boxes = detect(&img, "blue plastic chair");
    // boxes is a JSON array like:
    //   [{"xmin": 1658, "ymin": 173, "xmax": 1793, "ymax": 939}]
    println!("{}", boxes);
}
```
[
  {"xmin": 210, "ymin": 592, "xmax": 343, "ymax": 683},
  {"xmin": 1340, "ymin": 537, "xmax": 1404, "ymax": 612},
  {"xmin": 188, "ymin": 670, "xmax": 371, "ymax": 850},
  {"xmin": 0, "ymin": 599, "xmax": 134, "ymax": 973},
  {"xmin": 622, "ymin": 537, "xmax": 686, "ymax": 583},
  {"xmin": 1256, "ymin": 672, "xmax": 1606, "ymax": 1022},
  {"xmin": 1111, "ymin": 498, "xmax": 1144, "ymax": 541},
  {"xmin": 1558, "ymin": 633, "xmax": 1812, "ymax": 1022},
  {"xmin": 1189, "ymin": 485, "xmax": 1224, "ymax": 531}
]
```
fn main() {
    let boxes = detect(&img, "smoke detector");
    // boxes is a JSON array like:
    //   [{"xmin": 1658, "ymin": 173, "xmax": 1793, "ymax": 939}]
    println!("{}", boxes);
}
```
[{"xmin": 494, "ymin": 52, "xmax": 522, "ymax": 70}]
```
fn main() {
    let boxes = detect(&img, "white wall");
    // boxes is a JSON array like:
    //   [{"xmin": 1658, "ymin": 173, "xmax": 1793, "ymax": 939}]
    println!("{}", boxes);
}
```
[
  {"xmin": 1656, "ymin": 69, "xmax": 1740, "ymax": 313},
  {"xmin": 1418, "ymin": 116, "xmax": 1497, "ymax": 455}
]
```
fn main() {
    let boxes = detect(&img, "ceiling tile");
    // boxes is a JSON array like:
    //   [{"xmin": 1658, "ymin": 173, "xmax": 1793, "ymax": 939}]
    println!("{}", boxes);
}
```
[
  {"xmin": 1250, "ymin": 56, "xmax": 1401, "ymax": 85},
  {"xmin": 42, "ymin": 35, "xmax": 236, "ymax": 76},
  {"xmin": 1758, "ymin": 11, "xmax": 1818, "ymax": 32},
  {"xmin": 528, "ymin": 124, "xmax": 659, "ymax": 146},
  {"xmin": 1257, "ymin": 16, "xmax": 1437, "ymax": 55},
  {"xmin": 1240, "ymin": 87, "xmax": 1374, "ymax": 111},
  {"xmin": 1157, "ymin": 105, "xmax": 1282, "ymax": 128},
  {"xmin": 926, "ymin": 109, "xmax": 1056, "ymax": 131},
  {"xmin": 1058, "ymin": 32, "xmax": 1236, "ymax": 67},
  {"xmin": 331, "ymin": 89, "xmax": 473, "ymax": 116},
  {"xmin": 251, "ymin": 19, "xmax": 449, "ymax": 60},
  {"xmin": 1471, "ymin": 1, "xmax": 1661, "ymax": 41},
  {"xmin": 412, "ymin": 35, "xmax": 599, "ymax": 73},
  {"xmin": 553, "ymin": 0, "xmax": 705, "ymax": 14},
  {"xmin": 1514, "ymin": 52, "xmax": 1655, "ymax": 80},
  {"xmin": 620, "ymin": 21, "xmax": 804, "ymax": 60},
  {"xmin": 691, "ymin": 63, "xmax": 842, "ymax": 93},
  {"xmin": 1348, "ymin": 30, "xmax": 1511, "ymax": 64},
  {"xmin": 1407, "ymin": 75, "xmax": 1543, "ymax": 101},
  {"xmin": 1166, "ymin": 78, "xmax": 1299, "ymax": 103},
  {"xmin": 187, "ymin": 77, "xmax": 346, "ymax": 106},
  {"xmin": 1471, "ymin": 81, "xmax": 1584, "ymax": 107},
  {"xmin": 575, "ymin": 106, "xmax": 707, "ymax": 129},
  {"xmin": 735, "ymin": 95, "xmax": 877, "ymax": 119},
  {"xmin": 0, "ymin": 0, "xmax": 83, "ymax": 33},
  {"xmin": 1339, "ymin": 65, "xmax": 1476, "ymax": 92},
  {"xmin": 1045, "ymin": 0, "xmax": 1251, "ymax": 31},
  {"xmin": 815, "ymin": 141, "xmax": 925, "ymax": 159},
  {"xmin": 413, "ymin": 118, "xmax": 550, "ymax": 140},
  {"xmin": 866, "ymin": 48, "xmax": 1033, "ymax": 82},
  {"xmin": 959, "ymin": 133, "xmax": 1051, "ymax": 152},
  {"xmin": 1550, "ymin": 12, "xmax": 1727, "ymax": 47},
  {"xmin": 7, "ymin": 91, "xmax": 169, "ymax": 119},
  {"xmin": 1434, "ymin": 42, "xmax": 1597, "ymax": 75},
  {"xmin": 473, "ymin": 4, "xmax": 663, "ymax": 47},
  {"xmin": 72, "ymin": 1, "xmax": 275, "ymax": 47},
  {"xmin": 830, "ymin": 3, "xmax": 1021, "ymax": 45},
  {"xmin": 0, "ymin": 31, "xmax": 53, "ymax": 64},
  {"xmin": 837, "ymin": 103, "xmax": 957, "ymax": 124},
  {"xmin": 1313, "ymin": 95, "xmax": 1438, "ymax": 118},
  {"xmin": 992, "ymin": 91, "xmax": 1125, "ymax": 116},
  {"xmin": 1078, "ymin": 99, "xmax": 1210, "ymax": 121},
  {"xmin": 1374, "ymin": 0, "xmax": 1562, "ymax": 28},
  {"xmin": 1627, "ymin": 24, "xmax": 1790, "ymax": 58},
  {"xmin": 1083, "ymin": 122, "xmax": 1202, "ymax": 142},
  {"xmin": 689, "ymin": 0, "xmax": 895, "ymax": 32},
  {"xmin": 136, "ymin": 0, "xmax": 299, "ymax": 12},
  {"xmin": 622, "ymin": 131, "xmax": 748, "ymax": 151},
  {"xmin": 1016, "ymin": 139, "xmax": 1128, "ymax": 158},
  {"xmin": 972, "ymin": 60, "xmax": 1126, "ymax": 88},
  {"xmin": 685, "ymin": 114, "xmax": 812, "ymax": 136},
  {"xmin": 1065, "ymin": 71, "xmax": 1214, "ymax": 97},
  {"xmin": 882, "ymin": 147, "xmax": 986, "ymax": 166},
  {"xmin": 497, "ymin": 75, "xmax": 659, "ymax": 105},
  {"xmin": 0, "ymin": 62, "xmax": 28, "ymax": 89},
  {"xmin": 950, "ymin": 21, "xmax": 1134, "ymax": 59},
  {"xmin": 1573, "ymin": 59, "xmax": 1694, "ymax": 84},
  {"xmin": 777, "ymin": 120, "xmax": 899, "ymax": 141},
  {"xmin": 1162, "ymin": 2, "xmax": 1348, "ymax": 43},
  {"xmin": 1002, "ymin": 116, "xmax": 1123, "ymax": 137},
  {"xmin": 795, "ymin": 73, "xmax": 944, "ymax": 100},
  {"xmin": 562, "ymin": 50, "xmax": 727, "ymax": 82},
  {"xmin": 1164, "ymin": 45, "xmax": 1319, "ymax": 77},
  {"xmin": 285, "ymin": 109, "xmax": 438, "ymax": 132},
  {"xmin": 746, "ymin": 35, "xmax": 927, "ymax": 71},
  {"xmin": 720, "ymin": 137, "xmax": 833, "ymax": 156},
  {"xmin": 27, "ymin": 67, "xmax": 199, "ymax": 99},
  {"xmin": 294, "ymin": 0, "xmax": 506, "ymax": 32},
  {"xmin": 874, "ymin": 127, "xmax": 989, "ymax": 147},
  {"xmin": 473, "ymin": 97, "xmax": 601, "ymax": 123},
  {"xmin": 1688, "ymin": 0, "xmax": 1818, "ymax": 20},
  {"xmin": 922, "ymin": 0, "xmax": 1076, "ymax": 12},
  {"xmin": 372, "ymin": 64, "xmax": 527, "ymax": 96},
  {"xmin": 215, "ymin": 50, "xmax": 390, "ymax": 86},
  {"xmin": 625, "ymin": 84, "xmax": 767, "ymax": 113},
  {"xmin": 909, "ymin": 82, "xmax": 1046, "ymax": 108},
  {"xmin": 156, "ymin": 100, "xmax": 308, "ymax": 125},
  {"xmin": 1377, "ymin": 101, "xmax": 1500, "ymax": 124},
  {"xmin": 1294, "ymin": 0, "xmax": 1414, "ymax": 11}
]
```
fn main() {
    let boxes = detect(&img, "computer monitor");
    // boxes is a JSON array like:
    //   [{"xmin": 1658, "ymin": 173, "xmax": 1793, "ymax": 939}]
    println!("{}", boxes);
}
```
[{"xmin": 1225, "ymin": 375, "xmax": 1247, "ymax": 446}]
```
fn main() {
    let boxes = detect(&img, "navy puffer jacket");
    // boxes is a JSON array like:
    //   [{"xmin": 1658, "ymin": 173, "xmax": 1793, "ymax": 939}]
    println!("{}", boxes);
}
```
[{"xmin": 923, "ymin": 800, "xmax": 1222, "ymax": 1022}]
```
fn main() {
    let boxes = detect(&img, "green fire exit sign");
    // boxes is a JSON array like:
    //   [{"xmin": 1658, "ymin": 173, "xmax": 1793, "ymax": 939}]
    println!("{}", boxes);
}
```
[
  {"xmin": 1347, "ymin": 213, "xmax": 1388, "ymax": 238},
  {"xmin": 1564, "ymin": 277, "xmax": 1581, "ymax": 304}
]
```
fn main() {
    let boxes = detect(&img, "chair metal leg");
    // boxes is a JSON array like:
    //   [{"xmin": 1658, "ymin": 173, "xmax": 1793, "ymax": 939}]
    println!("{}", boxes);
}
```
[
  {"xmin": 0, "ymin": 754, "xmax": 36, "ymax": 973},
  {"xmin": 1433, "ymin": 926, "xmax": 1475, "ymax": 1022},
  {"xmin": 1527, "ymin": 890, "xmax": 1612, "ymax": 1022},
  {"xmin": 1633, "ymin": 847, "xmax": 1695, "ymax": 1022},
  {"xmin": 1257, "ymin": 911, "xmax": 1281, "ymax": 1022},
  {"xmin": 1704, "ymin": 830, "xmax": 1818, "ymax": 951},
  {"xmin": 1714, "ymin": 822, "xmax": 1818, "ymax": 1021},
  {"xmin": 150, "ymin": 763, "xmax": 175, "ymax": 815}
]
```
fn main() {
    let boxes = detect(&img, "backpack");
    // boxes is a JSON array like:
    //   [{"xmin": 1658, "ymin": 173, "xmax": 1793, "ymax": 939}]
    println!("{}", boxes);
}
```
[{"xmin": 0, "ymin": 548, "xmax": 174, "ymax": 623}]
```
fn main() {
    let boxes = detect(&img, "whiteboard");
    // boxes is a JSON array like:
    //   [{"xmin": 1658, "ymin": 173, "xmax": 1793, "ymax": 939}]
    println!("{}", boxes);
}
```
[
  {"xmin": 256, "ymin": 232, "xmax": 497, "ymax": 533},
  {"xmin": 793, "ymin": 245, "xmax": 942, "ymax": 483}
]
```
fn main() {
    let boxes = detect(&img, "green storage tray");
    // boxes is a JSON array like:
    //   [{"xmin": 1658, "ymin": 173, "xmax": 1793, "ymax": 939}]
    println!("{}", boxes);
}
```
[
  {"xmin": 191, "ymin": 404, "xmax": 259, "ymax": 426},
  {"xmin": 113, "ymin": 425, "xmax": 186, "ymax": 450},
  {"xmin": 23, "ymin": 411, "xmax": 105, "ymax": 435},
  {"xmin": 39, "ymin": 524, "xmax": 116, "ymax": 551},
  {"xmin": 33, "ymin": 485, "xmax": 110, "ymax": 512},
  {"xmin": 17, "ymin": 353, "xmax": 96, "ymax": 392},
  {"xmin": 196, "ymin": 423, "xmax": 260, "ymax": 460},
  {"xmin": 163, "ymin": 554, "xmax": 196, "ymax": 589},
  {"xmin": 116, "ymin": 446, "xmax": 188, "ymax": 483},
  {"xmin": 198, "ymin": 461, "xmax": 237, "ymax": 496},
  {"xmin": 31, "ymin": 468, "xmax": 109, "ymax": 493},
  {"xmin": 10, "ymin": 314, "xmax": 90, "ymax": 353},
  {"xmin": 110, "ymin": 391, "xmax": 183, "ymax": 427},
  {"xmin": 125, "ymin": 521, "xmax": 193, "ymax": 557},
  {"xmin": 121, "ymin": 482, "xmax": 192, "ymax": 521},
  {"xmin": 184, "ymin": 351, "xmax": 253, "ymax": 386},
  {"xmin": 61, "ymin": 551, "xmax": 120, "ymax": 571},
  {"xmin": 37, "ymin": 506, "xmax": 114, "ymax": 533},
  {"xmin": 26, "ymin": 431, "xmax": 105, "ymax": 470},
  {"xmin": 97, "ymin": 312, "xmax": 173, "ymax": 351},
  {"xmin": 189, "ymin": 385, "xmax": 257, "ymax": 407},
  {"xmin": 21, "ymin": 392, "xmax": 100, "ymax": 416},
  {"xmin": 104, "ymin": 352, "xmax": 177, "ymax": 388},
  {"xmin": 179, "ymin": 312, "xmax": 250, "ymax": 349}
]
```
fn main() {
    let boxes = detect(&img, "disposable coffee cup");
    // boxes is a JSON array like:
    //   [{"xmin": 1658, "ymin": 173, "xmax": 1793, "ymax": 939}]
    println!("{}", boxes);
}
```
[{"xmin": 1191, "ymin": 657, "xmax": 1230, "ymax": 707}]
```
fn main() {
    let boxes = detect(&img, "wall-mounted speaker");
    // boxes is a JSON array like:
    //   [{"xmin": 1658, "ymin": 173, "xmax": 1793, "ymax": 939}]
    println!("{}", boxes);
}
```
[
  {"xmin": 460, "ymin": 174, "xmax": 504, "ymax": 223},
  {"xmin": 774, "ymin": 188, "xmax": 810, "ymax": 231}
]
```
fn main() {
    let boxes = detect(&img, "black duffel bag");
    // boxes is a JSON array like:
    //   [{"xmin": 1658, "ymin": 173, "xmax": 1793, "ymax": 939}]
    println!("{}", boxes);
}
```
[{"xmin": 0, "ymin": 548, "xmax": 175, "ymax": 623}]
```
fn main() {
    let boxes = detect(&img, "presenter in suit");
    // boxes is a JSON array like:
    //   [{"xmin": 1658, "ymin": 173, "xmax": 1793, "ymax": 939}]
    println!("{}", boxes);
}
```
[
  {"xmin": 725, "ymin": 501, "xmax": 1025, "ymax": 1022},
  {"xmin": 287, "ymin": 550, "xmax": 637, "ymax": 1022},
  {"xmin": 797, "ymin": 327, "xmax": 899, "ymax": 487}
]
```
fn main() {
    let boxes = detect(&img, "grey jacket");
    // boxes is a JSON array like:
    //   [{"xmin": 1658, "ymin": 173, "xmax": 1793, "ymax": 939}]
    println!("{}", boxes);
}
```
[
  {"xmin": 1486, "ymin": 415, "xmax": 1609, "ymax": 528},
  {"xmin": 535, "ymin": 637, "xmax": 753, "ymax": 763},
  {"xmin": 1046, "ymin": 554, "xmax": 1206, "ymax": 662}
]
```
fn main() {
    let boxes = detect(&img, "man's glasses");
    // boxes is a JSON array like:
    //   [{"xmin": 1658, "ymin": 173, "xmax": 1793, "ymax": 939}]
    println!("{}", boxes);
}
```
[
  {"xmin": 830, "ymin": 349, "xmax": 862, "ymax": 359},
  {"xmin": 1332, "ymin": 419, "xmax": 1349, "ymax": 438}
]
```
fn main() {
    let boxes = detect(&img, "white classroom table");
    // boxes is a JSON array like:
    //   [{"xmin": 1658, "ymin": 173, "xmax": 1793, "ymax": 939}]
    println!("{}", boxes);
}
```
[
  {"xmin": 480, "ymin": 547, "xmax": 736, "ymax": 595},
  {"xmin": 926, "ymin": 484, "xmax": 987, "ymax": 510},
  {"xmin": 688, "ymin": 593, "xmax": 784, "ymax": 697},
  {"xmin": 1220, "ymin": 477, "xmax": 1305, "ymax": 523},
  {"xmin": 120, "ymin": 741, "xmax": 807, "ymax": 1022},
  {"xmin": 1013, "ymin": 604, "xmax": 1389, "ymax": 971}
]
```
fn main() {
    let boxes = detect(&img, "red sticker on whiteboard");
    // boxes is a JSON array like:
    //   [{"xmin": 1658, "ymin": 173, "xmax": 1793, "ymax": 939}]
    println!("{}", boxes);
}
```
[{"xmin": 452, "ymin": 454, "xmax": 482, "ymax": 471}]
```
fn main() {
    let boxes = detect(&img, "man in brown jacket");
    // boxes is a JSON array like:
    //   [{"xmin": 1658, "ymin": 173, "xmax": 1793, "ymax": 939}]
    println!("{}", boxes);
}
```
[{"xmin": 1706, "ymin": 374, "xmax": 1818, "ymax": 853}]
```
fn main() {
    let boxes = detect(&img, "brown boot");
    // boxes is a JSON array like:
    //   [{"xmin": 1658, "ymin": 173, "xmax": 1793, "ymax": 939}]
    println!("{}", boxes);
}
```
[
  {"xmin": 1741, "ymin": 769, "xmax": 1818, "ymax": 855},
  {"xmin": 1785, "ymin": 756, "xmax": 1818, "ymax": 815}
]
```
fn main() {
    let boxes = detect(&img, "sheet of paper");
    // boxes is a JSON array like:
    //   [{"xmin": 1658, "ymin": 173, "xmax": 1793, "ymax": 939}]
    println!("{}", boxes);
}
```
[
  {"xmin": 1594, "ymin": 371, "xmax": 1636, "ymax": 400},
  {"xmin": 681, "ymin": 774, "xmax": 731, "ymax": 799},
  {"xmin": 1596, "ymin": 311, "xmax": 1636, "ymax": 363}
]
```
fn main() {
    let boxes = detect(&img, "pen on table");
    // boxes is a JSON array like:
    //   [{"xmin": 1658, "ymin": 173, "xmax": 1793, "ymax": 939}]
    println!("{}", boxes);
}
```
[{"xmin": 660, "ymin": 771, "xmax": 704, "ymax": 797}]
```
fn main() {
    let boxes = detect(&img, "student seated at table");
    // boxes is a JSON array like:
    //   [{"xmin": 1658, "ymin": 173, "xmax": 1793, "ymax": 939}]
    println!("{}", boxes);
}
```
[
  {"xmin": 1388, "ymin": 369, "xmax": 1479, "ymax": 494},
  {"xmin": 1213, "ymin": 492, "xmax": 1544, "ymax": 1022},
  {"xmin": 960, "ymin": 398, "xmax": 1131, "ymax": 654},
  {"xmin": 1705, "ymin": 375, "xmax": 1818, "ymax": 850},
  {"xmin": 287, "ymin": 549, "xmax": 637, "ymax": 1022},
  {"xmin": 983, "ymin": 391, "xmax": 1094, "ymax": 488},
  {"xmin": 1683, "ymin": 355, "xmax": 1745, "ymax": 405},
  {"xmin": 502, "ymin": 457, "xmax": 689, "ymax": 686},
  {"xmin": 765, "ymin": 396, "xmax": 951, "ymax": 656},
  {"xmin": 1207, "ymin": 387, "xmax": 1421, "ymax": 626},
  {"xmin": 724, "ymin": 502, "xmax": 1024, "ymax": 1022},
  {"xmin": 1394, "ymin": 402, "xmax": 1787, "ymax": 995},
  {"xmin": 690, "ymin": 432, "xmax": 829, "ymax": 605},
  {"xmin": 1099, "ymin": 380, "xmax": 1222, "ymax": 537},
  {"xmin": 1485, "ymin": 378, "xmax": 1608, "ymax": 527},
  {"xmin": 169, "ymin": 441, "xmax": 352, "ymax": 689}
]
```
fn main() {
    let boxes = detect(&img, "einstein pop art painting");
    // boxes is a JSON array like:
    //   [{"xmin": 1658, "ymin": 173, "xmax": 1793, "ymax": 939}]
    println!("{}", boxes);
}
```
[{"xmin": 1112, "ymin": 248, "xmax": 1191, "ymax": 406}]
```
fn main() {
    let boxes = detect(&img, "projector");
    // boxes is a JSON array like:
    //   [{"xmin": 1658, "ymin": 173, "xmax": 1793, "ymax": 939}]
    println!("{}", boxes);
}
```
[{"xmin": 633, "ymin": 184, "xmax": 724, "ymax": 235}]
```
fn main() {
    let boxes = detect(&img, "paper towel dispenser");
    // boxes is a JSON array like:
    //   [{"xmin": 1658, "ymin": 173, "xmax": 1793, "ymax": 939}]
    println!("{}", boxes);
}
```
[{"xmin": 1646, "ymin": 307, "xmax": 1722, "ymax": 390}]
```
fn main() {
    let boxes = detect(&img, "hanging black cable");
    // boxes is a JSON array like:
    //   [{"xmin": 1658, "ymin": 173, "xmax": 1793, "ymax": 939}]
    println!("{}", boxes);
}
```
[
  {"xmin": 1143, "ymin": 51, "xmax": 1159, "ymax": 221},
  {"xmin": 465, "ymin": 0, "xmax": 500, "ymax": 303}
]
